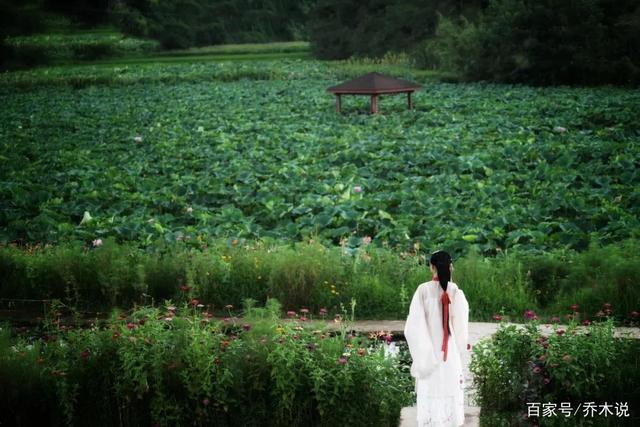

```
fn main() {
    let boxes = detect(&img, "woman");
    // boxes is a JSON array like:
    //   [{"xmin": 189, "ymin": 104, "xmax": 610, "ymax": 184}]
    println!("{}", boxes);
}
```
[{"xmin": 404, "ymin": 250, "xmax": 470, "ymax": 427}]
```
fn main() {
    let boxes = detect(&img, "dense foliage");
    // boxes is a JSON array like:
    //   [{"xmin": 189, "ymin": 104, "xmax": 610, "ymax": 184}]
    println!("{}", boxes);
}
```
[
  {"xmin": 4, "ymin": 31, "xmax": 159, "ymax": 68},
  {"xmin": 1, "ymin": 237, "xmax": 639, "ymax": 323},
  {"xmin": 111, "ymin": 0, "xmax": 313, "ymax": 49},
  {"xmin": 470, "ymin": 318, "xmax": 640, "ymax": 425},
  {"xmin": 414, "ymin": 0, "xmax": 640, "ymax": 85},
  {"xmin": 308, "ymin": 0, "xmax": 485, "ymax": 60},
  {"xmin": 0, "ymin": 298, "xmax": 412, "ymax": 426},
  {"xmin": 1, "ymin": 60, "xmax": 639, "ymax": 254}
]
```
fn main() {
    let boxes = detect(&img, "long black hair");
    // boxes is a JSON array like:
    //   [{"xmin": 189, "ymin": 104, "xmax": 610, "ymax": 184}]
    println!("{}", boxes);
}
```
[{"xmin": 430, "ymin": 250, "xmax": 453, "ymax": 337}]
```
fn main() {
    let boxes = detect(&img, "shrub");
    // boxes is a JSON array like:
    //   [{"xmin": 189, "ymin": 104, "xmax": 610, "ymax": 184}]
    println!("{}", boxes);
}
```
[
  {"xmin": 0, "ymin": 299, "xmax": 412, "ymax": 426},
  {"xmin": 470, "ymin": 317, "xmax": 639, "ymax": 426}
]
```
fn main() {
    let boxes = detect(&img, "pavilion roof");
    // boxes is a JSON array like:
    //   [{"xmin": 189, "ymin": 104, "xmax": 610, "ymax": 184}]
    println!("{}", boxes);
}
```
[{"xmin": 327, "ymin": 72, "xmax": 421, "ymax": 94}]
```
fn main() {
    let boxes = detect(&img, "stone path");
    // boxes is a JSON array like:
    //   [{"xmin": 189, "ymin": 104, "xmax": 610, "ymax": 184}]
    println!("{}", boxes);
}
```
[{"xmin": 322, "ymin": 320, "xmax": 639, "ymax": 427}]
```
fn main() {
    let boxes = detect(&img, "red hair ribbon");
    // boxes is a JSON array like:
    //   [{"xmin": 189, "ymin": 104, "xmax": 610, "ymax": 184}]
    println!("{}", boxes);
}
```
[{"xmin": 432, "ymin": 274, "xmax": 450, "ymax": 361}]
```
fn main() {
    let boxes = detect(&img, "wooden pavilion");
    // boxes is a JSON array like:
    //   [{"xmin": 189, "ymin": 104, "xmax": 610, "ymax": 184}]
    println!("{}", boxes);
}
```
[{"xmin": 327, "ymin": 72, "xmax": 422, "ymax": 114}]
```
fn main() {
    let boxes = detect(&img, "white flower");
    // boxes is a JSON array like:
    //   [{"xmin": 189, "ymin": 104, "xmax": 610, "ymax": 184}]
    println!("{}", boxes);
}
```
[
  {"xmin": 134, "ymin": 135, "xmax": 143, "ymax": 143},
  {"xmin": 186, "ymin": 207, "xmax": 193, "ymax": 214},
  {"xmin": 353, "ymin": 185, "xmax": 362, "ymax": 193},
  {"xmin": 92, "ymin": 238, "xmax": 103, "ymax": 247},
  {"xmin": 553, "ymin": 126, "xmax": 567, "ymax": 133}
]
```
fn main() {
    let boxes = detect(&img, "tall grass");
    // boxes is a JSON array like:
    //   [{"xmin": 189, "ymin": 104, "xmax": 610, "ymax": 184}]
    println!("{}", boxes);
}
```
[{"xmin": 1, "ymin": 238, "xmax": 638, "ymax": 322}]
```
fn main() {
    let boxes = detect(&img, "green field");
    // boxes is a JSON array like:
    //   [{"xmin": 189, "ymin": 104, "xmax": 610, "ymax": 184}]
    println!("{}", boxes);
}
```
[{"xmin": 1, "ymin": 56, "xmax": 639, "ymax": 257}]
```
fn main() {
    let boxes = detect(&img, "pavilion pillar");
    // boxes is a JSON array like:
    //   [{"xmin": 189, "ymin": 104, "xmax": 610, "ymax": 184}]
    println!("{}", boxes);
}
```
[
  {"xmin": 407, "ymin": 92, "xmax": 413, "ymax": 110},
  {"xmin": 370, "ymin": 94, "xmax": 379, "ymax": 114},
  {"xmin": 335, "ymin": 94, "xmax": 342, "ymax": 113}
]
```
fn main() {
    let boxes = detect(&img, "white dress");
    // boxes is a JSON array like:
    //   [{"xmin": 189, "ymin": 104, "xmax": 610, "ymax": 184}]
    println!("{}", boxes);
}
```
[{"xmin": 404, "ymin": 280, "xmax": 470, "ymax": 427}]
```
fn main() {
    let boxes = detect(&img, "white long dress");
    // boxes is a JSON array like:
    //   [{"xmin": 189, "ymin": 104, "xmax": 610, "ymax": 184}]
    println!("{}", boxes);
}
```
[{"xmin": 404, "ymin": 279, "xmax": 470, "ymax": 427}]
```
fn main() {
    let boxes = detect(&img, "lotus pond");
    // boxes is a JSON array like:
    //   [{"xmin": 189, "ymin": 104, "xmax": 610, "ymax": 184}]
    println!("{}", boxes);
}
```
[{"xmin": 1, "ymin": 59, "xmax": 639, "ymax": 256}]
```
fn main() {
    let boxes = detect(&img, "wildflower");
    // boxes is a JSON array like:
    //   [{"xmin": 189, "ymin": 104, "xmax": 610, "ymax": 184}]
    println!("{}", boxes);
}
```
[
  {"xmin": 186, "ymin": 207, "xmax": 193, "ymax": 214},
  {"xmin": 595, "ymin": 310, "xmax": 605, "ymax": 318},
  {"xmin": 581, "ymin": 319, "xmax": 591, "ymax": 326},
  {"xmin": 570, "ymin": 304, "xmax": 579, "ymax": 312},
  {"xmin": 492, "ymin": 314, "xmax": 502, "ymax": 321},
  {"xmin": 138, "ymin": 319, "xmax": 145, "ymax": 326},
  {"xmin": 319, "ymin": 308, "xmax": 328, "ymax": 316},
  {"xmin": 357, "ymin": 348, "xmax": 366, "ymax": 356},
  {"xmin": 300, "ymin": 316, "xmax": 308, "ymax": 322},
  {"xmin": 556, "ymin": 329, "xmax": 565, "ymax": 336},
  {"xmin": 242, "ymin": 324, "xmax": 251, "ymax": 331},
  {"xmin": 532, "ymin": 366, "xmax": 541, "ymax": 374},
  {"xmin": 553, "ymin": 126, "xmax": 567, "ymax": 133},
  {"xmin": 539, "ymin": 354, "xmax": 545, "ymax": 361},
  {"xmin": 543, "ymin": 377, "xmax": 551, "ymax": 385},
  {"xmin": 223, "ymin": 317, "xmax": 231, "ymax": 323},
  {"xmin": 384, "ymin": 334, "xmax": 393, "ymax": 344},
  {"xmin": 112, "ymin": 332, "xmax": 121, "ymax": 340},
  {"xmin": 334, "ymin": 314, "xmax": 342, "ymax": 323},
  {"xmin": 337, "ymin": 356, "xmax": 348, "ymax": 365},
  {"xmin": 92, "ymin": 238, "xmax": 103, "ymax": 248},
  {"xmin": 299, "ymin": 308, "xmax": 309, "ymax": 314},
  {"xmin": 224, "ymin": 304, "xmax": 233, "ymax": 310},
  {"xmin": 353, "ymin": 185, "xmax": 362, "ymax": 193},
  {"xmin": 167, "ymin": 306, "xmax": 177, "ymax": 312},
  {"xmin": 306, "ymin": 343, "xmax": 316, "ymax": 352},
  {"xmin": 287, "ymin": 311, "xmax": 297, "ymax": 318},
  {"xmin": 134, "ymin": 135, "xmax": 143, "ymax": 142},
  {"xmin": 203, "ymin": 398, "xmax": 210, "ymax": 406},
  {"xmin": 524, "ymin": 310, "xmax": 537, "ymax": 321},
  {"xmin": 550, "ymin": 316, "xmax": 560, "ymax": 323},
  {"xmin": 631, "ymin": 311, "xmax": 639, "ymax": 318},
  {"xmin": 190, "ymin": 299, "xmax": 200, "ymax": 307},
  {"xmin": 362, "ymin": 236, "xmax": 372, "ymax": 246},
  {"xmin": 603, "ymin": 303, "xmax": 612, "ymax": 310},
  {"xmin": 127, "ymin": 322, "xmax": 136, "ymax": 330},
  {"xmin": 197, "ymin": 304, "xmax": 204, "ymax": 308},
  {"xmin": 260, "ymin": 336, "xmax": 268, "ymax": 344},
  {"xmin": 203, "ymin": 312, "xmax": 213, "ymax": 318}
]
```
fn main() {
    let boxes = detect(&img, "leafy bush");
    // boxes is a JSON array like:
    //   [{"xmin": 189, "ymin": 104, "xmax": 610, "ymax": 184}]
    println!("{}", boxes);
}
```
[
  {"xmin": 0, "ymin": 299, "xmax": 412, "ymax": 427},
  {"xmin": 416, "ymin": 0, "xmax": 640, "ymax": 85},
  {"xmin": 470, "ymin": 317, "xmax": 639, "ymax": 425}
]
